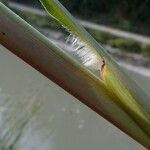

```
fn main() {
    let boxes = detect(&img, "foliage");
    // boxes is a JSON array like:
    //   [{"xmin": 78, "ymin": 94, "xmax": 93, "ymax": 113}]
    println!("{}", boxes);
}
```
[
  {"xmin": 141, "ymin": 44, "xmax": 150, "ymax": 56},
  {"xmin": 87, "ymin": 29, "xmax": 114, "ymax": 43},
  {"xmin": 1, "ymin": 0, "xmax": 8, "ymax": 4},
  {"xmin": 107, "ymin": 38, "xmax": 141, "ymax": 53},
  {"xmin": 60, "ymin": 0, "xmax": 150, "ymax": 35},
  {"xmin": 11, "ymin": 0, "xmax": 150, "ymax": 35}
]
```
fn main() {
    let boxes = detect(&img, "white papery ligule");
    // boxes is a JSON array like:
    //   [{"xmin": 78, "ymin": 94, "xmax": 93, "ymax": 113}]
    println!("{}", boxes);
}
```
[{"xmin": 65, "ymin": 32, "xmax": 105, "ymax": 79}]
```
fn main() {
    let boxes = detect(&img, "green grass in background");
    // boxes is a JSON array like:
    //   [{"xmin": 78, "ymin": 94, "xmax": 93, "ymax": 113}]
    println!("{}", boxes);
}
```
[
  {"xmin": 141, "ymin": 44, "xmax": 150, "ymax": 56},
  {"xmin": 107, "ymin": 38, "xmax": 141, "ymax": 53}
]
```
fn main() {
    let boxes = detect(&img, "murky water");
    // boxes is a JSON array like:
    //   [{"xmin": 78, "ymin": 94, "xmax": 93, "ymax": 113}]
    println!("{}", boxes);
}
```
[{"xmin": 0, "ymin": 45, "xmax": 148, "ymax": 150}]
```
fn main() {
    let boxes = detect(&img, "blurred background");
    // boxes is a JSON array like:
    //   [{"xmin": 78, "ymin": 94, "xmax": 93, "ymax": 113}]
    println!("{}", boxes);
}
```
[
  {"xmin": 0, "ymin": 0, "xmax": 150, "ymax": 150},
  {"xmin": 11, "ymin": 0, "xmax": 150, "ymax": 35},
  {"xmin": 3, "ymin": 0, "xmax": 150, "ymax": 70}
]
